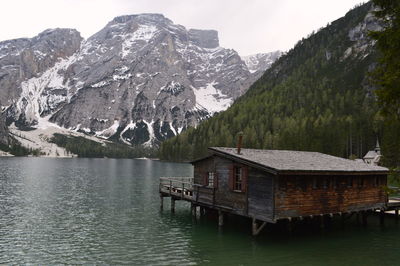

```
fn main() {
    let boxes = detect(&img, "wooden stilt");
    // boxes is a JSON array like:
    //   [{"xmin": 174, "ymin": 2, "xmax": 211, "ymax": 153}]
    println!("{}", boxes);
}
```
[
  {"xmin": 252, "ymin": 218, "xmax": 267, "ymax": 236},
  {"xmin": 341, "ymin": 213, "xmax": 345, "ymax": 229},
  {"xmin": 362, "ymin": 211, "xmax": 368, "ymax": 227},
  {"xmin": 319, "ymin": 215, "xmax": 325, "ymax": 230},
  {"xmin": 287, "ymin": 219, "xmax": 293, "ymax": 233},
  {"xmin": 395, "ymin": 209, "xmax": 399, "ymax": 223},
  {"xmin": 190, "ymin": 203, "xmax": 194, "ymax": 216},
  {"xmin": 218, "ymin": 210, "xmax": 224, "ymax": 227},
  {"xmin": 200, "ymin": 206, "xmax": 205, "ymax": 216},
  {"xmin": 171, "ymin": 198, "xmax": 175, "ymax": 213},
  {"xmin": 380, "ymin": 209, "xmax": 385, "ymax": 226},
  {"xmin": 160, "ymin": 195, "xmax": 164, "ymax": 210}
]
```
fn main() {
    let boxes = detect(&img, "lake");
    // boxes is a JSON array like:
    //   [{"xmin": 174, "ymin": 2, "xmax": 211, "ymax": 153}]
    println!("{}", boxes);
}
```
[{"xmin": 0, "ymin": 158, "xmax": 399, "ymax": 265}]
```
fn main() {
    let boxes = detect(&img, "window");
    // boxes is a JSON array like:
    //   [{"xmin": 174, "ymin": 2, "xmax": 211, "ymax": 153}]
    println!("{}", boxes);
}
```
[
  {"xmin": 229, "ymin": 165, "xmax": 247, "ymax": 192},
  {"xmin": 208, "ymin": 172, "xmax": 215, "ymax": 187},
  {"xmin": 296, "ymin": 176, "xmax": 307, "ymax": 191},
  {"xmin": 357, "ymin": 177, "xmax": 364, "ymax": 188},
  {"xmin": 374, "ymin": 176, "xmax": 383, "ymax": 187},
  {"xmin": 315, "ymin": 177, "xmax": 328, "ymax": 189},
  {"xmin": 234, "ymin": 167, "xmax": 242, "ymax": 191},
  {"xmin": 322, "ymin": 178, "xmax": 328, "ymax": 189},
  {"xmin": 312, "ymin": 177, "xmax": 318, "ymax": 189},
  {"xmin": 333, "ymin": 177, "xmax": 338, "ymax": 189},
  {"xmin": 347, "ymin": 177, "xmax": 353, "ymax": 188},
  {"xmin": 279, "ymin": 177, "xmax": 287, "ymax": 191}
]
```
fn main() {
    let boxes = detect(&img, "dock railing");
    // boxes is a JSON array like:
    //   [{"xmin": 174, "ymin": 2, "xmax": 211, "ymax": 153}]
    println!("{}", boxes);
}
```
[{"xmin": 159, "ymin": 177, "xmax": 194, "ymax": 200}]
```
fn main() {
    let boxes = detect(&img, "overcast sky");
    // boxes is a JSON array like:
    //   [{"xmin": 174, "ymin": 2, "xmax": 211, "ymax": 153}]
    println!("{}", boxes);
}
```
[{"xmin": 1, "ymin": 0, "xmax": 365, "ymax": 55}]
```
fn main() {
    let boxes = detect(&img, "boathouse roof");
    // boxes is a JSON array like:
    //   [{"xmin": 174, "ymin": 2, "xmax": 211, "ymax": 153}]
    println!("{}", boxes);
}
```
[{"xmin": 204, "ymin": 147, "xmax": 388, "ymax": 174}]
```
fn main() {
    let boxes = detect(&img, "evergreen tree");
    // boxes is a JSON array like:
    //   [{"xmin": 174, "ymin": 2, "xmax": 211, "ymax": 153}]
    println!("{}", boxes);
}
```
[{"xmin": 370, "ymin": 0, "xmax": 400, "ymax": 173}]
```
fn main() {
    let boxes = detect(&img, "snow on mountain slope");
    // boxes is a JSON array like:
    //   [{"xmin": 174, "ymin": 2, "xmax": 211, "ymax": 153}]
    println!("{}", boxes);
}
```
[
  {"xmin": 2, "ymin": 14, "xmax": 280, "ymax": 148},
  {"xmin": 242, "ymin": 51, "xmax": 282, "ymax": 74}
]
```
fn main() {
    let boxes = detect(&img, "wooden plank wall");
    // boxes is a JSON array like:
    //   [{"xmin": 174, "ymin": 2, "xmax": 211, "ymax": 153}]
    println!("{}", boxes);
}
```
[
  {"xmin": 193, "ymin": 157, "xmax": 215, "ymax": 185},
  {"xmin": 192, "ymin": 156, "xmax": 247, "ymax": 214},
  {"xmin": 214, "ymin": 157, "xmax": 247, "ymax": 213},
  {"xmin": 248, "ymin": 169, "xmax": 274, "ymax": 222},
  {"xmin": 274, "ymin": 175, "xmax": 387, "ymax": 219}
]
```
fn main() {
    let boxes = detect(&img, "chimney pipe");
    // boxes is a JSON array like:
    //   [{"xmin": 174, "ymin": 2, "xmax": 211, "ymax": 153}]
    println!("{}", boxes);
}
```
[{"xmin": 237, "ymin": 132, "xmax": 243, "ymax": 154}]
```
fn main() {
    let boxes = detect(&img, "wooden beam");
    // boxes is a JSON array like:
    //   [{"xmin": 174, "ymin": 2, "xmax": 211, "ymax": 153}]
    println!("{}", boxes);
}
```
[
  {"xmin": 252, "ymin": 218, "xmax": 267, "ymax": 236},
  {"xmin": 171, "ymin": 198, "xmax": 175, "ymax": 213},
  {"xmin": 218, "ymin": 210, "xmax": 224, "ymax": 227}
]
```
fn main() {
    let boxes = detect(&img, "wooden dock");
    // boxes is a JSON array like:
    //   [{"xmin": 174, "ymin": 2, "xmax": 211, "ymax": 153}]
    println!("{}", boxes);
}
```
[{"xmin": 159, "ymin": 177, "xmax": 228, "ymax": 227}]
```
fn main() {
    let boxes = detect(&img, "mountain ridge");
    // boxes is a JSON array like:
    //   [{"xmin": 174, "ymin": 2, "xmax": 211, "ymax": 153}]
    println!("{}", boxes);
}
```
[{"xmin": 0, "ymin": 13, "xmax": 279, "ymax": 154}]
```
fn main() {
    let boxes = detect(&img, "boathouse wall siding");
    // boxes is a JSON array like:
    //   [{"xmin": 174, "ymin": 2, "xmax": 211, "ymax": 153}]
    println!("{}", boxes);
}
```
[
  {"xmin": 192, "ymin": 149, "xmax": 388, "ymax": 222},
  {"xmin": 193, "ymin": 157, "xmax": 215, "ymax": 205},
  {"xmin": 274, "ymin": 175, "xmax": 387, "ymax": 219},
  {"xmin": 214, "ymin": 157, "xmax": 247, "ymax": 213},
  {"xmin": 192, "ymin": 156, "xmax": 247, "ymax": 215},
  {"xmin": 247, "ymin": 169, "xmax": 275, "ymax": 222}
]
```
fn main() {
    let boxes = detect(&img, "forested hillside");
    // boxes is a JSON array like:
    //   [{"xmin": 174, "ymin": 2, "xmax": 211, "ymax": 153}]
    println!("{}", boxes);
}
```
[{"xmin": 160, "ymin": 2, "xmax": 389, "ymax": 163}]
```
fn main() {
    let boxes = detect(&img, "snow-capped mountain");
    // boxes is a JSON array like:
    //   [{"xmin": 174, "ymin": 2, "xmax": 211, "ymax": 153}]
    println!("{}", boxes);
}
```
[
  {"xmin": 241, "ymin": 51, "xmax": 282, "ymax": 75},
  {"xmin": 1, "ymin": 14, "xmax": 279, "ymax": 146}
]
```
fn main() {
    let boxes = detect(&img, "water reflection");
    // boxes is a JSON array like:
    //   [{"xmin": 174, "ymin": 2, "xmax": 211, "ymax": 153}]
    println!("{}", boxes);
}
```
[{"xmin": 0, "ymin": 157, "xmax": 399, "ymax": 265}]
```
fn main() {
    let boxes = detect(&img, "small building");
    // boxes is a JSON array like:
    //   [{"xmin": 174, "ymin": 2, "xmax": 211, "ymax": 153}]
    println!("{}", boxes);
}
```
[
  {"xmin": 191, "ymin": 147, "xmax": 388, "ymax": 233},
  {"xmin": 160, "ymin": 145, "xmax": 390, "ymax": 235},
  {"xmin": 363, "ymin": 140, "xmax": 382, "ymax": 166}
]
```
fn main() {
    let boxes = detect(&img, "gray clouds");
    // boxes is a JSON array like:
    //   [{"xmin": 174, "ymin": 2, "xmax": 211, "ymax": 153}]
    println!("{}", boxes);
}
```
[{"xmin": 0, "ymin": 0, "xmax": 364, "ymax": 55}]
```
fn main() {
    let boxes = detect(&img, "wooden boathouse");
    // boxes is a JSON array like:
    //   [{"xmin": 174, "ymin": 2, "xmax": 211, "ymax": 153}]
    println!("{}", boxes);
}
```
[{"xmin": 160, "ymin": 146, "xmax": 396, "ymax": 235}]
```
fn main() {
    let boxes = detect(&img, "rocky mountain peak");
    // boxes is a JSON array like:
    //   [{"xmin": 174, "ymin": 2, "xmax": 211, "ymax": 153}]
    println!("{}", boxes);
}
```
[
  {"xmin": 2, "ymin": 13, "xmax": 281, "ymax": 148},
  {"xmin": 0, "ymin": 28, "xmax": 82, "ymax": 105},
  {"xmin": 110, "ymin": 13, "xmax": 172, "ymax": 25},
  {"xmin": 188, "ymin": 29, "xmax": 219, "ymax": 48}
]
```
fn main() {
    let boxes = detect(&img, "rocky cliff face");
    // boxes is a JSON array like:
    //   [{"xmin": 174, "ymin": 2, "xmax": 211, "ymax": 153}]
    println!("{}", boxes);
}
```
[
  {"xmin": 241, "ymin": 51, "xmax": 282, "ymax": 76},
  {"xmin": 0, "ymin": 29, "xmax": 83, "ymax": 105},
  {"xmin": 2, "ymin": 14, "xmax": 278, "ymax": 146}
]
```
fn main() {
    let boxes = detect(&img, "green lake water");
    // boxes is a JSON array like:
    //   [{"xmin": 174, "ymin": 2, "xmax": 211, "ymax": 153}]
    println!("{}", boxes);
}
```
[{"xmin": 0, "ymin": 158, "xmax": 399, "ymax": 265}]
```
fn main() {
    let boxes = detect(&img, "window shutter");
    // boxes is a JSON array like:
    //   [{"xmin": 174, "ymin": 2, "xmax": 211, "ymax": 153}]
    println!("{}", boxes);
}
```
[
  {"xmin": 229, "ymin": 165, "xmax": 234, "ymax": 190},
  {"xmin": 242, "ymin": 166, "xmax": 249, "ymax": 192},
  {"xmin": 214, "ymin": 172, "xmax": 219, "ymax": 189},
  {"xmin": 203, "ymin": 172, "xmax": 208, "ymax": 186}
]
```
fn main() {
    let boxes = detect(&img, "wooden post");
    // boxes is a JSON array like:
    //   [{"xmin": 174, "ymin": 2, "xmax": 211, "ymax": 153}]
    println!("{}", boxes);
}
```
[
  {"xmin": 160, "ymin": 195, "xmax": 164, "ymax": 210},
  {"xmin": 287, "ymin": 218, "xmax": 293, "ymax": 233},
  {"xmin": 319, "ymin": 215, "xmax": 324, "ymax": 230},
  {"xmin": 340, "ymin": 213, "xmax": 345, "ymax": 229},
  {"xmin": 395, "ymin": 209, "xmax": 399, "ymax": 223},
  {"xmin": 380, "ymin": 209, "xmax": 385, "ymax": 226},
  {"xmin": 356, "ymin": 212, "xmax": 360, "ymax": 225},
  {"xmin": 362, "ymin": 211, "xmax": 368, "ymax": 227},
  {"xmin": 252, "ymin": 218, "xmax": 257, "ymax": 235},
  {"xmin": 200, "ymin": 206, "xmax": 205, "ymax": 217},
  {"xmin": 218, "ymin": 210, "xmax": 224, "ymax": 227},
  {"xmin": 171, "ymin": 198, "xmax": 175, "ymax": 213}
]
